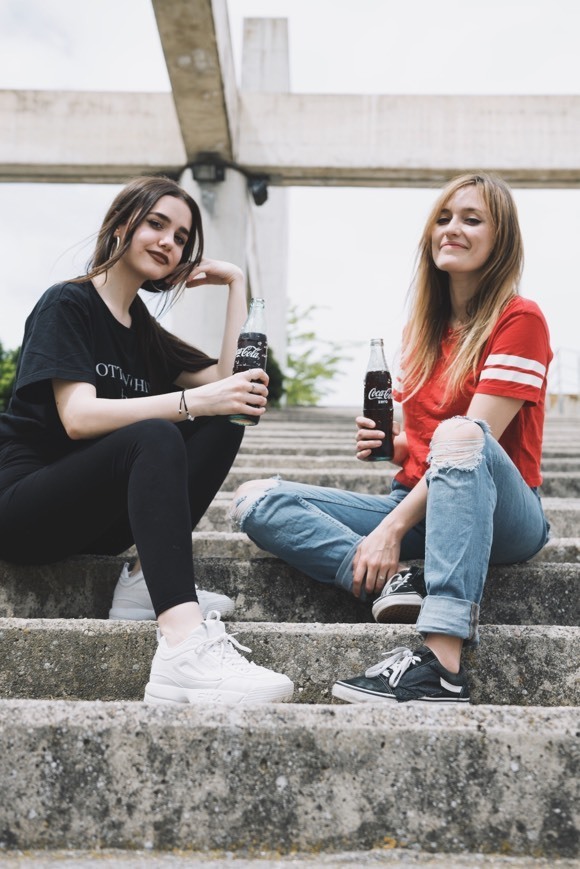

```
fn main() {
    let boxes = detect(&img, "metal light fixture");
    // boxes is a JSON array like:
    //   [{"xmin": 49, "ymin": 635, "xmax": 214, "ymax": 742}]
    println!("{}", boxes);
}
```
[
  {"xmin": 191, "ymin": 153, "xmax": 226, "ymax": 183},
  {"xmin": 189, "ymin": 153, "xmax": 269, "ymax": 206},
  {"xmin": 247, "ymin": 175, "xmax": 269, "ymax": 206}
]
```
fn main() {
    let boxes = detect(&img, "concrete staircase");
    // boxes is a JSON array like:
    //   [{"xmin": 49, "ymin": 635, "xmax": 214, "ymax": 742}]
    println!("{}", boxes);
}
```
[{"xmin": 0, "ymin": 407, "xmax": 578, "ymax": 860}]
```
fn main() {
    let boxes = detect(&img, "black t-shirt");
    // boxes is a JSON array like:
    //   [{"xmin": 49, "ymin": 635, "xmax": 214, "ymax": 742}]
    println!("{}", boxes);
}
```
[{"xmin": 0, "ymin": 280, "xmax": 184, "ymax": 468}]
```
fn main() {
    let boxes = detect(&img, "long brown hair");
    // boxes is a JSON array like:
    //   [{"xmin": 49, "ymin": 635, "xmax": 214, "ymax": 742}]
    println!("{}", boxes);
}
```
[
  {"xmin": 74, "ymin": 176, "xmax": 216, "ymax": 392},
  {"xmin": 402, "ymin": 173, "xmax": 524, "ymax": 401}
]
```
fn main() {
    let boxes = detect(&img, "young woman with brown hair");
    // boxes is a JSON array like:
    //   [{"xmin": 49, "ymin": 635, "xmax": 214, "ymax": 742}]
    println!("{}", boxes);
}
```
[{"xmin": 0, "ymin": 175, "xmax": 293, "ymax": 706}]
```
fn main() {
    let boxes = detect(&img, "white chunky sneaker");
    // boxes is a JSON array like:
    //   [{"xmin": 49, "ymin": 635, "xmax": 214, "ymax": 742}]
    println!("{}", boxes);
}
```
[
  {"xmin": 108, "ymin": 563, "xmax": 236, "ymax": 621},
  {"xmin": 144, "ymin": 611, "xmax": 294, "ymax": 706}
]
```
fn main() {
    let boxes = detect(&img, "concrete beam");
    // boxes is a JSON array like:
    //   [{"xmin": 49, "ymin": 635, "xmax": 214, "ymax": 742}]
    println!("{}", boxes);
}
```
[
  {"xmin": 3, "ymin": 89, "xmax": 580, "ymax": 188},
  {"xmin": 0, "ymin": 90, "xmax": 185, "ymax": 183},
  {"xmin": 237, "ymin": 93, "xmax": 580, "ymax": 188},
  {"xmin": 151, "ymin": 0, "xmax": 237, "ymax": 160}
]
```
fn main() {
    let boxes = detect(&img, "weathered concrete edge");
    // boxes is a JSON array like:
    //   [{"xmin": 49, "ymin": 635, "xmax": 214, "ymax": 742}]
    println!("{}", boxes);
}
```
[
  {"xmin": 0, "ymin": 620, "xmax": 578, "ymax": 706},
  {"xmin": 0, "ymin": 849, "xmax": 577, "ymax": 867},
  {"xmin": 0, "ymin": 700, "xmax": 577, "ymax": 856},
  {"xmin": 0, "ymin": 696, "xmax": 577, "ymax": 737},
  {"xmin": 1, "ymin": 554, "xmax": 579, "ymax": 627},
  {"xmin": 191, "ymin": 531, "xmax": 580, "ymax": 561}
]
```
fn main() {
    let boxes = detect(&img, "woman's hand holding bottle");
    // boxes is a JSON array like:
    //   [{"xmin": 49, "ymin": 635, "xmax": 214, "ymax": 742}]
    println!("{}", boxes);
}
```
[
  {"xmin": 186, "ymin": 369, "xmax": 268, "ymax": 419},
  {"xmin": 355, "ymin": 418, "xmax": 408, "ymax": 465}
]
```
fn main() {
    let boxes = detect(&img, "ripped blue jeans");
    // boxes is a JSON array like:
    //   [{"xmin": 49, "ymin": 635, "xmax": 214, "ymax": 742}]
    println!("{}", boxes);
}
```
[{"xmin": 231, "ymin": 419, "xmax": 550, "ymax": 644}]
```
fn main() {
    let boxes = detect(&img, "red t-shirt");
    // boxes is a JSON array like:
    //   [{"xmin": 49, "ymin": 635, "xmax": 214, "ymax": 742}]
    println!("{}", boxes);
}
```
[{"xmin": 393, "ymin": 296, "xmax": 552, "ymax": 489}]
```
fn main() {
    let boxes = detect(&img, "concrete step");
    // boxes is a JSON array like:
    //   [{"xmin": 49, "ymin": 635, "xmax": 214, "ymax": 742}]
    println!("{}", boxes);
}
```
[
  {"xmin": 0, "ymin": 619, "xmax": 578, "ymax": 706},
  {"xmin": 0, "ymin": 700, "xmax": 577, "ymax": 856},
  {"xmin": 2, "ymin": 851, "xmax": 578, "ymax": 868},
  {"xmin": 234, "ymin": 453, "xmax": 360, "ymax": 469},
  {"xmin": 195, "ymin": 494, "xmax": 580, "ymax": 536},
  {"xmin": 219, "ymin": 466, "xmax": 580, "ymax": 498},
  {"xmin": 195, "ymin": 528, "xmax": 580, "ymax": 564},
  {"xmin": 241, "ymin": 426, "xmax": 354, "ymax": 438},
  {"xmin": 2, "ymin": 407, "xmax": 579, "ymax": 860},
  {"xmin": 239, "ymin": 443, "xmax": 355, "ymax": 456},
  {"xmin": 234, "ymin": 453, "xmax": 580, "ymax": 473},
  {"xmin": 192, "ymin": 530, "xmax": 580, "ymax": 566},
  {"xmin": 532, "ymin": 537, "xmax": 580, "ymax": 562},
  {"xmin": 236, "ymin": 430, "xmax": 580, "ymax": 461},
  {"xmin": 244, "ymin": 418, "xmax": 580, "ymax": 436},
  {"xmin": 195, "ymin": 529, "xmax": 580, "ymax": 564},
  {"xmin": 238, "ymin": 442, "xmax": 580, "ymax": 462},
  {"xmin": 1, "ymin": 555, "xmax": 578, "ymax": 627},
  {"xmin": 239, "ymin": 447, "xmax": 580, "ymax": 461},
  {"xmin": 542, "ymin": 458, "xmax": 580, "ymax": 471},
  {"xmin": 223, "ymin": 466, "xmax": 398, "ymax": 492}
]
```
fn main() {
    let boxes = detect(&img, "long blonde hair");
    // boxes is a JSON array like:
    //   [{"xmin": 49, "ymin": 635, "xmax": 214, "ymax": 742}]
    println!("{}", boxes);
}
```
[{"xmin": 401, "ymin": 173, "xmax": 524, "ymax": 401}]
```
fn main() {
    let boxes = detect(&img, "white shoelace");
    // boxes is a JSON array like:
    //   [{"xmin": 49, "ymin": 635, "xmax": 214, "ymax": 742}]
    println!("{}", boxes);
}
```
[
  {"xmin": 197, "ymin": 629, "xmax": 257, "ymax": 670},
  {"xmin": 382, "ymin": 571, "xmax": 411, "ymax": 595},
  {"xmin": 365, "ymin": 646, "xmax": 420, "ymax": 686}
]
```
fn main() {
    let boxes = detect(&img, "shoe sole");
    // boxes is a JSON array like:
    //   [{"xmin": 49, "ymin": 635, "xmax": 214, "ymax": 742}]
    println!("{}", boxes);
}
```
[
  {"xmin": 144, "ymin": 682, "xmax": 294, "ymax": 706},
  {"xmin": 371, "ymin": 592, "xmax": 422, "ymax": 624},
  {"xmin": 332, "ymin": 683, "xmax": 469, "ymax": 705},
  {"xmin": 332, "ymin": 682, "xmax": 392, "ymax": 704},
  {"xmin": 109, "ymin": 600, "xmax": 236, "ymax": 621},
  {"xmin": 109, "ymin": 607, "xmax": 156, "ymax": 620}
]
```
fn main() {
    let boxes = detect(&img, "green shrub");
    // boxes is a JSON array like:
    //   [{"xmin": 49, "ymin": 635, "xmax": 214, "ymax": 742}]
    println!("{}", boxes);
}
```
[
  {"xmin": 0, "ymin": 343, "xmax": 19, "ymax": 412},
  {"xmin": 265, "ymin": 348, "xmax": 284, "ymax": 407},
  {"xmin": 285, "ymin": 305, "xmax": 354, "ymax": 406}
]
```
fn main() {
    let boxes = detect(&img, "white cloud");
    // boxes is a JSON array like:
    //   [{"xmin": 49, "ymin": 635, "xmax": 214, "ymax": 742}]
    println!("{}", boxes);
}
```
[{"xmin": 0, "ymin": 0, "xmax": 169, "ymax": 91}]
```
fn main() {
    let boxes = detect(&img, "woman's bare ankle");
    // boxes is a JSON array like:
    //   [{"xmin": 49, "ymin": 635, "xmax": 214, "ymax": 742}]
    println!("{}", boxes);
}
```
[
  {"xmin": 424, "ymin": 633, "xmax": 463, "ymax": 674},
  {"xmin": 158, "ymin": 602, "xmax": 204, "ymax": 647}
]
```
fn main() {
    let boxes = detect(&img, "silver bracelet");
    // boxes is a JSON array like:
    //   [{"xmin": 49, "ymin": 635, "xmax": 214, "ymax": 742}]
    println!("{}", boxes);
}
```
[{"xmin": 178, "ymin": 389, "xmax": 195, "ymax": 422}]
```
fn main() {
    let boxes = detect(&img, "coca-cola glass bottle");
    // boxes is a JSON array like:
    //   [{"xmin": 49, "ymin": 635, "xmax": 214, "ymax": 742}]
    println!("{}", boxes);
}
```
[
  {"xmin": 229, "ymin": 298, "xmax": 268, "ymax": 427},
  {"xmin": 363, "ymin": 338, "xmax": 394, "ymax": 461}
]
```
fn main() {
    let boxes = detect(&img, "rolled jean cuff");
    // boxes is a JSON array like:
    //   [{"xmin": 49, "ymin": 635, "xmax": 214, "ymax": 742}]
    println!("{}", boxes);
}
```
[
  {"xmin": 335, "ymin": 540, "xmax": 370, "ymax": 601},
  {"xmin": 417, "ymin": 595, "xmax": 480, "ymax": 646}
]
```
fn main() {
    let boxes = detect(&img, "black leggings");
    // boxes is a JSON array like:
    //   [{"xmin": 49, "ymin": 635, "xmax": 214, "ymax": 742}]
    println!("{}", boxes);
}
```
[{"xmin": 0, "ymin": 417, "xmax": 243, "ymax": 615}]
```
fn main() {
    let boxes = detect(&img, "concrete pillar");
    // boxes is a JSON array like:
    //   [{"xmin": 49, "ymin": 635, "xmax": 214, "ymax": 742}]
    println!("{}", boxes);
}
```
[
  {"xmin": 162, "ymin": 16, "xmax": 290, "ymax": 369},
  {"xmin": 162, "ymin": 167, "xmax": 249, "ymax": 358},
  {"xmin": 241, "ymin": 18, "xmax": 290, "ymax": 368}
]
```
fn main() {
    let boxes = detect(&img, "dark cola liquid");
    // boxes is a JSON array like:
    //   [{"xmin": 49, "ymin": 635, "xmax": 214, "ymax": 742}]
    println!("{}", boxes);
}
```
[
  {"xmin": 363, "ymin": 370, "xmax": 394, "ymax": 461},
  {"xmin": 229, "ymin": 332, "xmax": 268, "ymax": 426}
]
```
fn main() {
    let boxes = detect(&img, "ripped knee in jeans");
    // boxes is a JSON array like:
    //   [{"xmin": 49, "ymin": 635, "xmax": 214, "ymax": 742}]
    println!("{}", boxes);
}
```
[
  {"xmin": 229, "ymin": 476, "xmax": 281, "ymax": 529},
  {"xmin": 428, "ymin": 416, "xmax": 486, "ymax": 475}
]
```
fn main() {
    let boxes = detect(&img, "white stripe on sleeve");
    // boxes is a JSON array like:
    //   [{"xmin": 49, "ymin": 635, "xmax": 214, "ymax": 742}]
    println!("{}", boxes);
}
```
[
  {"xmin": 479, "ymin": 368, "xmax": 544, "ymax": 389},
  {"xmin": 484, "ymin": 353, "xmax": 546, "ymax": 377}
]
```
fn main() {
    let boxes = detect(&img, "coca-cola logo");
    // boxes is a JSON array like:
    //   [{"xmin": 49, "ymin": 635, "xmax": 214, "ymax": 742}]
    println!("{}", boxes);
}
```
[
  {"xmin": 236, "ymin": 346, "xmax": 262, "ymax": 359},
  {"xmin": 367, "ymin": 387, "xmax": 392, "ymax": 401}
]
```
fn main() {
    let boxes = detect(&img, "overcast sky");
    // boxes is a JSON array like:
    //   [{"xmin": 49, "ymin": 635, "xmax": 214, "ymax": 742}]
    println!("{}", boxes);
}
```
[{"xmin": 1, "ymin": 0, "xmax": 579, "ymax": 403}]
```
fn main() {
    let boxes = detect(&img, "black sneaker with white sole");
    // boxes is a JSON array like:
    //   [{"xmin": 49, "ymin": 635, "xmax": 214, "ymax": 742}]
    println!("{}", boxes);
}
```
[
  {"xmin": 332, "ymin": 645, "xmax": 470, "ymax": 706},
  {"xmin": 371, "ymin": 565, "xmax": 426, "ymax": 624}
]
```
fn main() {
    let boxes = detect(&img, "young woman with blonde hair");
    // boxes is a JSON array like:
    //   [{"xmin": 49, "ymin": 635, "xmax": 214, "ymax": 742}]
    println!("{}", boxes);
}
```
[
  {"xmin": 0, "ymin": 175, "xmax": 293, "ymax": 706},
  {"xmin": 232, "ymin": 172, "xmax": 551, "ymax": 704}
]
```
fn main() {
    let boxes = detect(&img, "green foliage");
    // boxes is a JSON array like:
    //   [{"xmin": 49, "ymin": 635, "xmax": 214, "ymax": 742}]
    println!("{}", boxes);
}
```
[
  {"xmin": 0, "ymin": 343, "xmax": 19, "ymax": 412},
  {"xmin": 285, "ymin": 304, "xmax": 352, "ymax": 406},
  {"xmin": 265, "ymin": 347, "xmax": 284, "ymax": 407}
]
